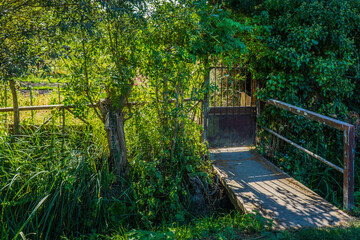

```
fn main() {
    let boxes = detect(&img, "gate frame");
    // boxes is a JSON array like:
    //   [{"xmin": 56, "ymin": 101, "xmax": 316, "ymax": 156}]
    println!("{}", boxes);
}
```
[{"xmin": 202, "ymin": 66, "xmax": 257, "ymax": 147}]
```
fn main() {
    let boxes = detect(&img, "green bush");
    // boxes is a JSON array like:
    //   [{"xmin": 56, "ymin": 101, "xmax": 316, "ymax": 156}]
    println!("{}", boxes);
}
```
[
  {"xmin": 126, "ymin": 103, "xmax": 212, "ymax": 227},
  {"xmin": 246, "ymin": 0, "xmax": 360, "ymax": 206}
]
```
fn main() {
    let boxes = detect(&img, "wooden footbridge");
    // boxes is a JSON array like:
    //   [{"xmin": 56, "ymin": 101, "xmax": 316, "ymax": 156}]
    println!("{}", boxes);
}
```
[{"xmin": 203, "ymin": 67, "xmax": 355, "ymax": 229}]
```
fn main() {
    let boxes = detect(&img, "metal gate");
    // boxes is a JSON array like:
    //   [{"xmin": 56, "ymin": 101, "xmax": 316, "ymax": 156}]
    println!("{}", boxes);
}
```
[{"xmin": 204, "ymin": 66, "xmax": 257, "ymax": 148}]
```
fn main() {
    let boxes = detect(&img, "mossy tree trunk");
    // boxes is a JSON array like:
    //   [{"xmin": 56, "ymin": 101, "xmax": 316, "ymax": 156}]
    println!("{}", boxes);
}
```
[{"xmin": 100, "ymin": 99, "xmax": 129, "ymax": 179}]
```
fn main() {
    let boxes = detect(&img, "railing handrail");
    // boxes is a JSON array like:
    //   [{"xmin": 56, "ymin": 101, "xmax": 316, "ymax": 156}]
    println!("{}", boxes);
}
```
[
  {"xmin": 267, "ymin": 99, "xmax": 353, "ymax": 130},
  {"xmin": 262, "ymin": 99, "xmax": 355, "ymax": 210}
]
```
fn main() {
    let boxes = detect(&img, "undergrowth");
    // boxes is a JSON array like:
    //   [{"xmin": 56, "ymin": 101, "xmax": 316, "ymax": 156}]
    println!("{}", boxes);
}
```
[
  {"xmin": 0, "ymin": 104, "xmax": 239, "ymax": 239},
  {"xmin": 103, "ymin": 211, "xmax": 272, "ymax": 240},
  {"xmin": 0, "ymin": 125, "xmax": 130, "ymax": 239}
]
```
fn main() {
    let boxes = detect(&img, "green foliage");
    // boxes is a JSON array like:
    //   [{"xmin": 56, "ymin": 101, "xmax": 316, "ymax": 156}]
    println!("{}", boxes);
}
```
[
  {"xmin": 113, "ymin": 220, "xmax": 360, "ymax": 240},
  {"xmin": 0, "ymin": 126, "xmax": 138, "ymax": 239},
  {"xmin": 245, "ymin": 0, "xmax": 360, "ymax": 206},
  {"xmin": 284, "ymin": 222, "xmax": 360, "ymax": 240},
  {"xmin": 189, "ymin": 0, "xmax": 250, "ymax": 67},
  {"xmin": 126, "ymin": 104, "xmax": 210, "ymax": 226},
  {"xmin": 0, "ymin": 1, "xmax": 63, "ymax": 82},
  {"xmin": 254, "ymin": 0, "xmax": 360, "ymax": 109},
  {"xmin": 213, "ymin": 0, "xmax": 263, "ymax": 15},
  {"xmin": 57, "ymin": 1, "xmax": 144, "ymax": 113},
  {"xmin": 110, "ymin": 211, "xmax": 272, "ymax": 240}
]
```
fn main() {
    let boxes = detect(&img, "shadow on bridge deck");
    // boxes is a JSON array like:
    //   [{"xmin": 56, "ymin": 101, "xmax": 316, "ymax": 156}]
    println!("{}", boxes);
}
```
[{"xmin": 210, "ymin": 147, "xmax": 354, "ymax": 230}]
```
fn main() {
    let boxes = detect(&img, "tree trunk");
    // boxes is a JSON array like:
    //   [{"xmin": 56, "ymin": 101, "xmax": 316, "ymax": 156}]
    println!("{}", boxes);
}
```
[
  {"xmin": 100, "ymin": 99, "xmax": 129, "ymax": 179},
  {"xmin": 9, "ymin": 79, "xmax": 20, "ymax": 135}
]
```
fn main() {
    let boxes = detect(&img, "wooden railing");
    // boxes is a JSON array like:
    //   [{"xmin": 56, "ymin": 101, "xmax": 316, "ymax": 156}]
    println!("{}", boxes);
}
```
[
  {"xmin": 262, "ymin": 99, "xmax": 355, "ymax": 210},
  {"xmin": 0, "ymin": 98, "xmax": 197, "ymax": 113},
  {"xmin": 0, "ymin": 104, "xmax": 94, "ymax": 112},
  {"xmin": 0, "ymin": 98, "xmax": 200, "ymax": 131}
]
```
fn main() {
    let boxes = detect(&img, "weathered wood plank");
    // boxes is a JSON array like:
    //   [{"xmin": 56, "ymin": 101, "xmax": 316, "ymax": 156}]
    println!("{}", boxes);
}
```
[{"xmin": 211, "ymin": 147, "xmax": 354, "ymax": 230}]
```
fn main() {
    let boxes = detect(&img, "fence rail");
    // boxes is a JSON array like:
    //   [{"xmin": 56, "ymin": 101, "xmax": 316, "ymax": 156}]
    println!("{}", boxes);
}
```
[
  {"xmin": 262, "ymin": 99, "xmax": 355, "ymax": 210},
  {"xmin": 0, "ymin": 98, "xmax": 197, "ymax": 113},
  {"xmin": 0, "ymin": 104, "xmax": 96, "ymax": 113}
]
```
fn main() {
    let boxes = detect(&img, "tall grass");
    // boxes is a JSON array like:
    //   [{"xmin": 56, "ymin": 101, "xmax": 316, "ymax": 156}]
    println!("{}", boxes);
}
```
[
  {"xmin": 0, "ymin": 124, "xmax": 136, "ymax": 239},
  {"xmin": 0, "ymin": 100, "xmax": 220, "ymax": 239}
]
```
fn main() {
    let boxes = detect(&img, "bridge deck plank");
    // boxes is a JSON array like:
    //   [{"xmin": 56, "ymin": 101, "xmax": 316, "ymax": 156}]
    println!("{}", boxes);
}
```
[{"xmin": 210, "ymin": 147, "xmax": 354, "ymax": 230}]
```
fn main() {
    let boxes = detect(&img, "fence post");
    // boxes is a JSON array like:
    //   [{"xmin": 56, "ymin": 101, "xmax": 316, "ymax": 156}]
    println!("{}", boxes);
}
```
[
  {"xmin": 58, "ymin": 85, "xmax": 61, "ymax": 126},
  {"xmin": 29, "ymin": 87, "xmax": 34, "ymax": 124},
  {"xmin": 62, "ymin": 108, "xmax": 65, "ymax": 131},
  {"xmin": 9, "ymin": 79, "xmax": 20, "ymax": 134},
  {"xmin": 343, "ymin": 126, "xmax": 355, "ymax": 211},
  {"xmin": 4, "ymin": 85, "xmax": 8, "ymax": 130}
]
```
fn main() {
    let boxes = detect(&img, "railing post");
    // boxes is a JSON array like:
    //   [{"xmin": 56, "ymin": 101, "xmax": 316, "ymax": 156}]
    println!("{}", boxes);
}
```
[
  {"xmin": 202, "ymin": 70, "xmax": 210, "ymax": 144},
  {"xmin": 256, "ymin": 86, "xmax": 264, "ymax": 146},
  {"xmin": 343, "ymin": 125, "xmax": 355, "ymax": 211}
]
